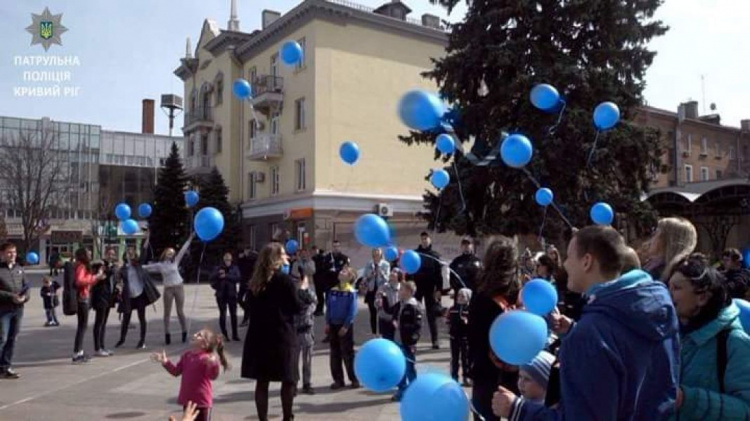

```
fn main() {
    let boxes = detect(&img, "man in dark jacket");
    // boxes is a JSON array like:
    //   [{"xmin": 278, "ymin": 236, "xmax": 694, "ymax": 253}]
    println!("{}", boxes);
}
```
[
  {"xmin": 409, "ymin": 232, "xmax": 442, "ymax": 349},
  {"xmin": 449, "ymin": 237, "xmax": 481, "ymax": 296},
  {"xmin": 0, "ymin": 243, "xmax": 30, "ymax": 379},
  {"xmin": 237, "ymin": 248, "xmax": 257, "ymax": 326},
  {"xmin": 492, "ymin": 226, "xmax": 680, "ymax": 421},
  {"xmin": 314, "ymin": 241, "xmax": 349, "ymax": 316}
]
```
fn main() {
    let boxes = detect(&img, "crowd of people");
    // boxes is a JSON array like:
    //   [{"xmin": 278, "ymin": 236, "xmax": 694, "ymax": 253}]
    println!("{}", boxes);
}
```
[{"xmin": 1, "ymin": 216, "xmax": 750, "ymax": 420}]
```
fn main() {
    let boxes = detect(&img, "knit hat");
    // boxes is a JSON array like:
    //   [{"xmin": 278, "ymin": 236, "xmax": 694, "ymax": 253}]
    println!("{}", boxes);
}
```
[
  {"xmin": 519, "ymin": 351, "xmax": 555, "ymax": 390},
  {"xmin": 457, "ymin": 288, "xmax": 472, "ymax": 302}
]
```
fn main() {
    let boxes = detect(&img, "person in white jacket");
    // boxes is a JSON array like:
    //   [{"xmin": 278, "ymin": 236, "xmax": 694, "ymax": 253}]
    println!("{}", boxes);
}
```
[{"xmin": 142, "ymin": 231, "xmax": 195, "ymax": 345}]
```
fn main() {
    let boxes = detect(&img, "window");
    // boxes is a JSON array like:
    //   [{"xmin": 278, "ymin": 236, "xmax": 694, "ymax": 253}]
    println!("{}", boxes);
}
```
[
  {"xmin": 201, "ymin": 134, "xmax": 208, "ymax": 155},
  {"xmin": 700, "ymin": 137, "xmax": 708, "ymax": 155},
  {"xmin": 294, "ymin": 98, "xmax": 306, "ymax": 130},
  {"xmin": 270, "ymin": 223, "xmax": 280, "ymax": 241},
  {"xmin": 716, "ymin": 169, "xmax": 723, "ymax": 179},
  {"xmin": 271, "ymin": 112, "xmax": 280, "ymax": 135},
  {"xmin": 215, "ymin": 78, "xmax": 224, "ymax": 105},
  {"xmin": 730, "ymin": 146, "xmax": 736, "ymax": 160},
  {"xmin": 270, "ymin": 166, "xmax": 280, "ymax": 196},
  {"xmin": 188, "ymin": 138, "xmax": 194, "ymax": 156},
  {"xmin": 270, "ymin": 54, "xmax": 279, "ymax": 77},
  {"xmin": 249, "ymin": 120, "xmax": 257, "ymax": 140},
  {"xmin": 215, "ymin": 128, "xmax": 223, "ymax": 153},
  {"xmin": 715, "ymin": 142, "xmax": 721, "ymax": 158},
  {"xmin": 700, "ymin": 167, "xmax": 709, "ymax": 181},
  {"xmin": 684, "ymin": 165, "xmax": 693, "ymax": 183},
  {"xmin": 744, "ymin": 145, "xmax": 748, "ymax": 161},
  {"xmin": 296, "ymin": 38, "xmax": 306, "ymax": 70},
  {"xmin": 295, "ymin": 159, "xmax": 306, "ymax": 191},
  {"xmin": 248, "ymin": 225, "xmax": 256, "ymax": 249},
  {"xmin": 685, "ymin": 134, "xmax": 692, "ymax": 155},
  {"xmin": 249, "ymin": 67, "xmax": 257, "ymax": 84},
  {"xmin": 248, "ymin": 172, "xmax": 257, "ymax": 199}
]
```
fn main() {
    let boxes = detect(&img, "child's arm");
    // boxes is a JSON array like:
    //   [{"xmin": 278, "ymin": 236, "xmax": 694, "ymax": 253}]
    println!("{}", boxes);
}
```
[
  {"xmin": 206, "ymin": 355, "xmax": 220, "ymax": 381},
  {"xmin": 344, "ymin": 291, "xmax": 358, "ymax": 327},
  {"xmin": 160, "ymin": 352, "xmax": 184, "ymax": 377}
]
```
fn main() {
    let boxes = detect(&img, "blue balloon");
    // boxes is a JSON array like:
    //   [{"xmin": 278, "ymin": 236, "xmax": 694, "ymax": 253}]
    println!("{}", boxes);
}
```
[
  {"xmin": 339, "ymin": 141, "xmax": 360, "ymax": 165},
  {"xmin": 430, "ymin": 380, "xmax": 471, "ymax": 421},
  {"xmin": 500, "ymin": 134, "xmax": 533, "ymax": 168},
  {"xmin": 115, "ymin": 203, "xmax": 131, "ymax": 221},
  {"xmin": 232, "ymin": 78, "xmax": 252, "ymax": 100},
  {"xmin": 400, "ymin": 373, "xmax": 457, "ymax": 421},
  {"xmin": 354, "ymin": 338, "xmax": 407, "ymax": 392},
  {"xmin": 593, "ymin": 101, "xmax": 621, "ymax": 130},
  {"xmin": 530, "ymin": 84, "xmax": 560, "ymax": 111},
  {"xmin": 522, "ymin": 279, "xmax": 559, "ymax": 316},
  {"xmin": 435, "ymin": 134, "xmax": 456, "ymax": 155},
  {"xmin": 590, "ymin": 202, "xmax": 614, "ymax": 225},
  {"xmin": 194, "ymin": 207, "xmax": 225, "ymax": 242},
  {"xmin": 185, "ymin": 191, "xmax": 200, "ymax": 208},
  {"xmin": 431, "ymin": 169, "xmax": 450, "ymax": 190},
  {"xmin": 121, "ymin": 219, "xmax": 139, "ymax": 236},
  {"xmin": 286, "ymin": 239, "xmax": 299, "ymax": 255},
  {"xmin": 138, "ymin": 203, "xmax": 152, "ymax": 219},
  {"xmin": 734, "ymin": 299, "xmax": 750, "ymax": 333},
  {"xmin": 400, "ymin": 250, "xmax": 422, "ymax": 274},
  {"xmin": 26, "ymin": 252, "xmax": 39, "ymax": 265},
  {"xmin": 280, "ymin": 40, "xmax": 303, "ymax": 66},
  {"xmin": 385, "ymin": 246, "xmax": 399, "ymax": 262},
  {"xmin": 354, "ymin": 214, "xmax": 391, "ymax": 248},
  {"xmin": 535, "ymin": 188, "xmax": 554, "ymax": 207},
  {"xmin": 398, "ymin": 90, "xmax": 446, "ymax": 131},
  {"xmin": 489, "ymin": 310, "xmax": 549, "ymax": 365}
]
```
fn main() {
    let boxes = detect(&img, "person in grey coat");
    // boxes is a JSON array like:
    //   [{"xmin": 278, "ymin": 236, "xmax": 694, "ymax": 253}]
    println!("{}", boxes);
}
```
[{"xmin": 293, "ymin": 263, "xmax": 318, "ymax": 395}]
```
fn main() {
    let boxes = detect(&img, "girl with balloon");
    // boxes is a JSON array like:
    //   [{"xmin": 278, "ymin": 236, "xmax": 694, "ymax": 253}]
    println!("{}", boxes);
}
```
[
  {"xmin": 362, "ymin": 248, "xmax": 391, "ymax": 336},
  {"xmin": 376, "ymin": 268, "xmax": 403, "ymax": 341},
  {"xmin": 115, "ymin": 244, "xmax": 161, "ymax": 350}
]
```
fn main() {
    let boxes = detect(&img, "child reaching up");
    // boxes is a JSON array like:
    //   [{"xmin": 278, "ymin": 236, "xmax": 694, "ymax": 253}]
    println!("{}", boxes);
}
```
[{"xmin": 153, "ymin": 328, "xmax": 229, "ymax": 421}]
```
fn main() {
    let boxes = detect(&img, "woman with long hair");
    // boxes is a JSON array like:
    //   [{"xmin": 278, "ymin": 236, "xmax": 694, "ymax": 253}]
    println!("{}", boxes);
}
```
[
  {"xmin": 469, "ymin": 236, "xmax": 522, "ymax": 421},
  {"xmin": 91, "ymin": 246, "xmax": 119, "ymax": 357},
  {"xmin": 644, "ymin": 217, "xmax": 698, "ymax": 282},
  {"xmin": 143, "ymin": 231, "xmax": 195, "ymax": 345},
  {"xmin": 115, "ymin": 245, "xmax": 161, "ymax": 349},
  {"xmin": 72, "ymin": 248, "xmax": 106, "ymax": 363},
  {"xmin": 242, "ymin": 242, "xmax": 307, "ymax": 421}
]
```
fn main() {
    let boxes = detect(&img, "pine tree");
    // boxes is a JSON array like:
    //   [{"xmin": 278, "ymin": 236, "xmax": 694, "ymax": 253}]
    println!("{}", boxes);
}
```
[
  {"xmin": 149, "ymin": 142, "xmax": 189, "ymax": 256},
  {"xmin": 405, "ymin": 0, "xmax": 668, "ymax": 241},
  {"xmin": 190, "ymin": 167, "xmax": 240, "ymax": 268}
]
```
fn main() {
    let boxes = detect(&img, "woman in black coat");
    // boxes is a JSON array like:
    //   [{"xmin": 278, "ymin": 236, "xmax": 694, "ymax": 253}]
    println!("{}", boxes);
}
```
[
  {"xmin": 242, "ymin": 242, "xmax": 307, "ymax": 421},
  {"xmin": 91, "ymin": 247, "xmax": 119, "ymax": 356},
  {"xmin": 115, "ymin": 245, "xmax": 160, "ymax": 349}
]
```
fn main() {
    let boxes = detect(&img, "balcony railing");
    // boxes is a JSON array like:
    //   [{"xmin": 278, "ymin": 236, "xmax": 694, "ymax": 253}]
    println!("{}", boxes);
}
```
[
  {"xmin": 250, "ymin": 76, "xmax": 284, "ymax": 113},
  {"xmin": 252, "ymin": 75, "xmax": 284, "ymax": 95},
  {"xmin": 186, "ymin": 154, "xmax": 213, "ymax": 170},
  {"xmin": 247, "ymin": 133, "xmax": 283, "ymax": 160},
  {"xmin": 184, "ymin": 106, "xmax": 213, "ymax": 127}
]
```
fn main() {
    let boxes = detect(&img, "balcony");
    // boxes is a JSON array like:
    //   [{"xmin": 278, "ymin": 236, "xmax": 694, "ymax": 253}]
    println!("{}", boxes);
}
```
[
  {"xmin": 247, "ymin": 133, "xmax": 283, "ymax": 161},
  {"xmin": 251, "ymin": 75, "xmax": 284, "ymax": 113},
  {"xmin": 185, "ymin": 154, "xmax": 213, "ymax": 175},
  {"xmin": 183, "ymin": 106, "xmax": 214, "ymax": 133}
]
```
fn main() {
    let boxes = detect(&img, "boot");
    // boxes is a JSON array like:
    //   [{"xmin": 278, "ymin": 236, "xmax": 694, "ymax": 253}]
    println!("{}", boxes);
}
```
[
  {"xmin": 136, "ymin": 339, "xmax": 145, "ymax": 349},
  {"xmin": 165, "ymin": 333, "xmax": 171, "ymax": 345},
  {"xmin": 182, "ymin": 331, "xmax": 188, "ymax": 343},
  {"xmin": 115, "ymin": 338, "xmax": 125, "ymax": 348}
]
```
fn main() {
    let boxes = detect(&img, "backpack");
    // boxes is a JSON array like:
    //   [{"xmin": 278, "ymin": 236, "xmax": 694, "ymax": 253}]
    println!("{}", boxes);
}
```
[
  {"xmin": 62, "ymin": 261, "xmax": 78, "ymax": 316},
  {"xmin": 717, "ymin": 328, "xmax": 731, "ymax": 394}
]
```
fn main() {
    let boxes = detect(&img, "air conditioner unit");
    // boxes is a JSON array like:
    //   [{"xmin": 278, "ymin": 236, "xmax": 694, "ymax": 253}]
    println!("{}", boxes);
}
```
[
  {"xmin": 256, "ymin": 172, "xmax": 266, "ymax": 182},
  {"xmin": 376, "ymin": 203, "xmax": 393, "ymax": 217}
]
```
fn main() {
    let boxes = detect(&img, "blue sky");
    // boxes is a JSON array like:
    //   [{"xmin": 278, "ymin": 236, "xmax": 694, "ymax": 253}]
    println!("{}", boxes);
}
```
[{"xmin": 0, "ymin": 0, "xmax": 747, "ymax": 135}]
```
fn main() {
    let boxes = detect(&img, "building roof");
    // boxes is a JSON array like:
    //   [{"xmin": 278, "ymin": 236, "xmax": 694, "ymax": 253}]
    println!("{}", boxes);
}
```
[{"xmin": 646, "ymin": 178, "xmax": 750, "ymax": 203}]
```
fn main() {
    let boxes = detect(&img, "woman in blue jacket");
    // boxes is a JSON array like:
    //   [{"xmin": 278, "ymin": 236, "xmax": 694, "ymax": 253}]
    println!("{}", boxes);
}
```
[
  {"xmin": 210, "ymin": 252, "xmax": 242, "ymax": 341},
  {"xmin": 669, "ymin": 253, "xmax": 750, "ymax": 419}
]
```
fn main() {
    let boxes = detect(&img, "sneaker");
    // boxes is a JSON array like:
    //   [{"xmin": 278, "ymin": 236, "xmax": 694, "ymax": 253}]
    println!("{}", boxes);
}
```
[
  {"xmin": 44, "ymin": 321, "xmax": 52, "ymax": 327},
  {"xmin": 72, "ymin": 354, "xmax": 90, "ymax": 364},
  {"xmin": 95, "ymin": 349, "xmax": 111, "ymax": 357},
  {"xmin": 136, "ymin": 340, "xmax": 146, "ymax": 349},
  {"xmin": 52, "ymin": 321, "xmax": 60, "ymax": 326},
  {"xmin": 104, "ymin": 349, "xmax": 115, "ymax": 356},
  {"xmin": 432, "ymin": 342, "xmax": 440, "ymax": 350},
  {"xmin": 302, "ymin": 385, "xmax": 315, "ymax": 395},
  {"xmin": 350, "ymin": 381, "xmax": 361, "ymax": 389},
  {"xmin": 330, "ymin": 382, "xmax": 345, "ymax": 390},
  {"xmin": 2, "ymin": 369, "xmax": 19, "ymax": 379}
]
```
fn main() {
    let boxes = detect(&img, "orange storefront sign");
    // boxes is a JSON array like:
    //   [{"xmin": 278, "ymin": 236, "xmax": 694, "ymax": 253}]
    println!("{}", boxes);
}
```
[{"xmin": 288, "ymin": 208, "xmax": 313, "ymax": 220}]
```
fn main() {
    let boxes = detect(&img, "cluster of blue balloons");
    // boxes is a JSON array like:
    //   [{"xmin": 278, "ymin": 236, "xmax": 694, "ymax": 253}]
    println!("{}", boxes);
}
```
[
  {"xmin": 194, "ymin": 207, "xmax": 224, "ymax": 242},
  {"xmin": 280, "ymin": 40, "xmax": 303, "ymax": 67},
  {"xmin": 340, "ymin": 141, "xmax": 360, "ymax": 165},
  {"xmin": 530, "ymin": 83, "xmax": 621, "ymax": 130},
  {"xmin": 354, "ymin": 214, "xmax": 391, "ymax": 248},
  {"xmin": 185, "ymin": 191, "xmax": 200, "ymax": 208},
  {"xmin": 26, "ymin": 252, "xmax": 39, "ymax": 265},
  {"xmin": 431, "ymin": 169, "xmax": 450, "ymax": 190},
  {"xmin": 115, "ymin": 203, "xmax": 140, "ymax": 236}
]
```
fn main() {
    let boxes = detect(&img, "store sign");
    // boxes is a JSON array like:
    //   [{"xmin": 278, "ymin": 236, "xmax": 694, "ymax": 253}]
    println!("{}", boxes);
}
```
[{"xmin": 51, "ymin": 230, "xmax": 82, "ymax": 243}]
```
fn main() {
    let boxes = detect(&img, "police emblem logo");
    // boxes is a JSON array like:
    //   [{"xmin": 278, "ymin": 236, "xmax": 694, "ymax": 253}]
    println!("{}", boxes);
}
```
[
  {"xmin": 26, "ymin": 7, "xmax": 68, "ymax": 51},
  {"xmin": 40, "ymin": 21, "xmax": 53, "ymax": 40}
]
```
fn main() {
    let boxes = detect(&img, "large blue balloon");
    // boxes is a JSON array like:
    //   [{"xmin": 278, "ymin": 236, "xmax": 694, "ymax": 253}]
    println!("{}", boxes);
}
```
[
  {"xmin": 734, "ymin": 299, "xmax": 750, "ymax": 333},
  {"xmin": 530, "ymin": 84, "xmax": 560, "ymax": 111},
  {"xmin": 500, "ymin": 134, "xmax": 533, "ymax": 168},
  {"xmin": 280, "ymin": 40, "xmax": 303, "ymax": 66},
  {"xmin": 26, "ymin": 252, "xmax": 39, "ymax": 265},
  {"xmin": 121, "ymin": 219, "xmax": 139, "ymax": 236},
  {"xmin": 401, "ymin": 373, "xmax": 469, "ymax": 421},
  {"xmin": 339, "ymin": 141, "xmax": 360, "ymax": 165},
  {"xmin": 233, "ymin": 78, "xmax": 252, "ymax": 100},
  {"xmin": 194, "ymin": 207, "xmax": 225, "ymax": 242},
  {"xmin": 385, "ymin": 246, "xmax": 399, "ymax": 262},
  {"xmin": 115, "ymin": 203, "xmax": 131, "ymax": 221},
  {"xmin": 354, "ymin": 338, "xmax": 406, "ymax": 392},
  {"xmin": 185, "ymin": 191, "xmax": 200, "ymax": 208},
  {"xmin": 431, "ymin": 380, "xmax": 471, "ymax": 421},
  {"xmin": 593, "ymin": 102, "xmax": 621, "ymax": 130},
  {"xmin": 522, "ymin": 279, "xmax": 559, "ymax": 316},
  {"xmin": 431, "ymin": 169, "xmax": 450, "ymax": 189},
  {"xmin": 401, "ymin": 250, "xmax": 422, "ymax": 274},
  {"xmin": 286, "ymin": 239, "xmax": 300, "ymax": 255},
  {"xmin": 435, "ymin": 134, "xmax": 456, "ymax": 155},
  {"xmin": 354, "ymin": 214, "xmax": 391, "ymax": 248},
  {"xmin": 535, "ymin": 188, "xmax": 554, "ymax": 207},
  {"xmin": 590, "ymin": 202, "xmax": 614, "ymax": 225},
  {"xmin": 489, "ymin": 310, "xmax": 548, "ymax": 365},
  {"xmin": 398, "ymin": 90, "xmax": 446, "ymax": 131},
  {"xmin": 138, "ymin": 203, "xmax": 152, "ymax": 219}
]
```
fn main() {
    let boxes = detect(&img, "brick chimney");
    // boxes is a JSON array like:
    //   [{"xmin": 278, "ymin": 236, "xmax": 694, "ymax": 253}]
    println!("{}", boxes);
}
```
[
  {"xmin": 142, "ymin": 99, "xmax": 155, "ymax": 134},
  {"xmin": 741, "ymin": 119, "xmax": 750, "ymax": 132}
]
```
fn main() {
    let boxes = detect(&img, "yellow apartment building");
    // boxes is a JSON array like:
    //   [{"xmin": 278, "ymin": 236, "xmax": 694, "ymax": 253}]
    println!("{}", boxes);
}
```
[{"xmin": 175, "ymin": 0, "xmax": 459, "ymax": 256}]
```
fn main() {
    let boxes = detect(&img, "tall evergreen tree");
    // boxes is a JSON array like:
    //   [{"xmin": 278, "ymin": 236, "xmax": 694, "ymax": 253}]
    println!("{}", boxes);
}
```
[
  {"xmin": 404, "ymin": 0, "xmax": 668, "ymax": 241},
  {"xmin": 190, "ymin": 168, "xmax": 240, "ymax": 268},
  {"xmin": 149, "ymin": 142, "xmax": 189, "ymax": 256}
]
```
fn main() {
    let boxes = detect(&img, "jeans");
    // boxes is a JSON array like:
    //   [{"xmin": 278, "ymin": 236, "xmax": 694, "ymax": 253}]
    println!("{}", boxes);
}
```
[
  {"xmin": 0, "ymin": 308, "xmax": 23, "ymax": 371},
  {"xmin": 294, "ymin": 342, "xmax": 314, "ymax": 387},
  {"xmin": 45, "ymin": 307, "xmax": 59, "ymax": 324},
  {"xmin": 93, "ymin": 306, "xmax": 110, "ymax": 351},
  {"xmin": 74, "ymin": 300, "xmax": 90, "ymax": 354},
  {"xmin": 398, "ymin": 345, "xmax": 417, "ymax": 392},
  {"xmin": 163, "ymin": 285, "xmax": 187, "ymax": 334},
  {"xmin": 120, "ymin": 305, "xmax": 146, "ymax": 344},
  {"xmin": 365, "ymin": 291, "xmax": 378, "ymax": 335},
  {"xmin": 216, "ymin": 296, "xmax": 238, "ymax": 339},
  {"xmin": 450, "ymin": 336, "xmax": 471, "ymax": 380},
  {"xmin": 329, "ymin": 324, "xmax": 357, "ymax": 384}
]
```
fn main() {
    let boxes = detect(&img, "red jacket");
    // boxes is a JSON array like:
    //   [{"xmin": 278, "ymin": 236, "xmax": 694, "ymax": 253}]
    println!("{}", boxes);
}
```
[{"xmin": 75, "ymin": 263, "xmax": 98, "ymax": 300}]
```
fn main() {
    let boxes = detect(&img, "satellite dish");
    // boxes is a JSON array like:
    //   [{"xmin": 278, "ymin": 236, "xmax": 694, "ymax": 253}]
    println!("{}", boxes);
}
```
[{"xmin": 710, "ymin": 103, "xmax": 717, "ymax": 111}]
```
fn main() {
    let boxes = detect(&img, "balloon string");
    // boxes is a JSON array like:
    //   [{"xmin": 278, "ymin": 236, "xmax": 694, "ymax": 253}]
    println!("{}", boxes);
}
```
[
  {"xmin": 548, "ymin": 99, "xmax": 567, "ymax": 135},
  {"xmin": 433, "ymin": 194, "xmax": 443, "ymax": 233},
  {"xmin": 186, "ymin": 241, "xmax": 207, "ymax": 337},
  {"xmin": 586, "ymin": 130, "xmax": 601, "ymax": 167},
  {"xmin": 521, "ymin": 169, "xmax": 574, "ymax": 229},
  {"xmin": 452, "ymin": 162, "xmax": 467, "ymax": 212},
  {"xmin": 415, "ymin": 251, "xmax": 467, "ymax": 290},
  {"xmin": 538, "ymin": 206, "xmax": 548, "ymax": 242}
]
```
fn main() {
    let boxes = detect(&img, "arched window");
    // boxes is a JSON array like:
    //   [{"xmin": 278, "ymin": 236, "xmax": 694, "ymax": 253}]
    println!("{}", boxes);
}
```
[{"xmin": 214, "ymin": 72, "xmax": 224, "ymax": 105}]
